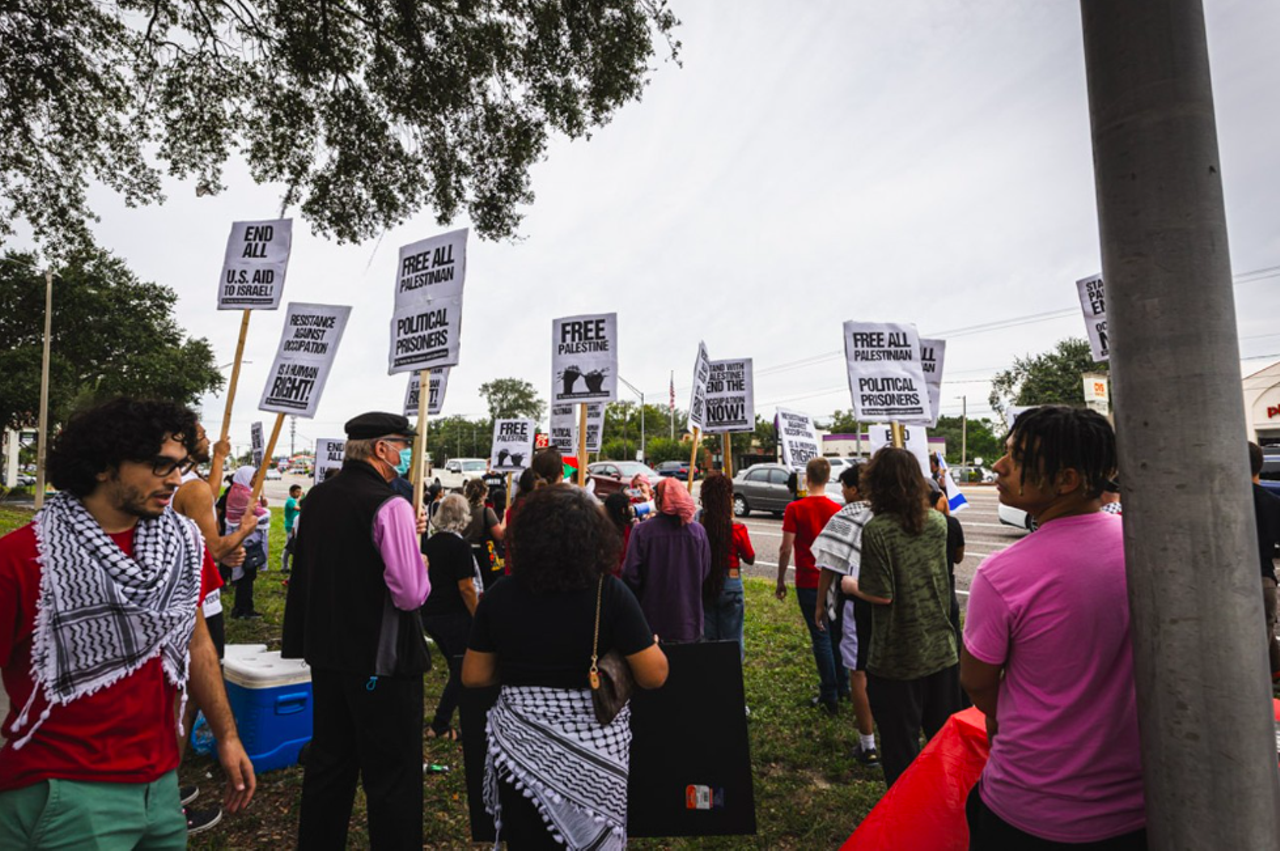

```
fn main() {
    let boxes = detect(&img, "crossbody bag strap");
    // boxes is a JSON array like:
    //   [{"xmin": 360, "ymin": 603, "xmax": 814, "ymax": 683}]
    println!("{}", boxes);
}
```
[{"xmin": 589, "ymin": 576, "xmax": 603, "ymax": 689}]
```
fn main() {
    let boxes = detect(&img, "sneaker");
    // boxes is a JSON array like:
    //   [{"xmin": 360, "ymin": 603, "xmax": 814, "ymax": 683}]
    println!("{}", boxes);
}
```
[
  {"xmin": 179, "ymin": 784, "xmax": 199, "ymax": 806},
  {"xmin": 854, "ymin": 745, "xmax": 881, "ymax": 767},
  {"xmin": 185, "ymin": 806, "xmax": 222, "ymax": 835}
]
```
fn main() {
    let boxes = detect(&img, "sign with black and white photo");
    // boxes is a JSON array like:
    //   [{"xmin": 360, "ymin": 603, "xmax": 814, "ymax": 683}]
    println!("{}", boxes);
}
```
[
  {"xmin": 867, "ymin": 423, "xmax": 930, "ymax": 478},
  {"xmin": 550, "ymin": 403, "xmax": 576, "ymax": 453},
  {"xmin": 314, "ymin": 438, "xmax": 345, "ymax": 485},
  {"xmin": 843, "ymin": 321, "xmax": 933, "ymax": 424},
  {"xmin": 388, "ymin": 228, "xmax": 467, "ymax": 374},
  {"xmin": 919, "ymin": 338, "xmax": 946, "ymax": 429},
  {"xmin": 686, "ymin": 341, "xmax": 712, "ymax": 432},
  {"xmin": 585, "ymin": 402, "xmax": 604, "ymax": 453},
  {"xmin": 403, "ymin": 367, "xmax": 450, "ymax": 418},
  {"xmin": 251, "ymin": 421, "xmax": 265, "ymax": 468},
  {"xmin": 1076, "ymin": 273, "xmax": 1109, "ymax": 362},
  {"xmin": 551, "ymin": 313, "xmax": 618, "ymax": 403},
  {"xmin": 490, "ymin": 418, "xmax": 534, "ymax": 473},
  {"xmin": 259, "ymin": 302, "xmax": 352, "ymax": 418},
  {"xmin": 777, "ymin": 408, "xmax": 820, "ymax": 471},
  {"xmin": 703, "ymin": 358, "xmax": 755, "ymax": 434},
  {"xmin": 218, "ymin": 219, "xmax": 293, "ymax": 310}
]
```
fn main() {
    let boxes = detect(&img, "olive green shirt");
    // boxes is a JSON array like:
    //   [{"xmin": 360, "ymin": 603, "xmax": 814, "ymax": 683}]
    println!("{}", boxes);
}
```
[{"xmin": 858, "ymin": 510, "xmax": 957, "ymax": 680}]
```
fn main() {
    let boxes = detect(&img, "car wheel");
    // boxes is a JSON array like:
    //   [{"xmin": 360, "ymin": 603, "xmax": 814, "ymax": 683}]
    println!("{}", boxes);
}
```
[{"xmin": 733, "ymin": 495, "xmax": 749, "ymax": 517}]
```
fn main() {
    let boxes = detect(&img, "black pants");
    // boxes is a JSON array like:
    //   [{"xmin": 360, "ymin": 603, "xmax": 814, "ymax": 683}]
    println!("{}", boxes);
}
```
[
  {"xmin": 421, "ymin": 612, "xmax": 471, "ymax": 735},
  {"xmin": 232, "ymin": 564, "xmax": 257, "ymax": 616},
  {"xmin": 866, "ymin": 664, "xmax": 961, "ymax": 787},
  {"xmin": 298, "ymin": 668, "xmax": 424, "ymax": 850},
  {"xmin": 967, "ymin": 782, "xmax": 1147, "ymax": 850},
  {"xmin": 498, "ymin": 776, "xmax": 560, "ymax": 849},
  {"xmin": 206, "ymin": 611, "xmax": 225, "ymax": 660}
]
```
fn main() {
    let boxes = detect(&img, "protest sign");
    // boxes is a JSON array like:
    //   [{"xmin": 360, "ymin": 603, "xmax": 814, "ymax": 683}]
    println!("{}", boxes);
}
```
[
  {"xmin": 703, "ymin": 358, "xmax": 755, "ymax": 434},
  {"xmin": 777, "ymin": 408, "xmax": 820, "ymax": 471},
  {"xmin": 686, "ymin": 341, "xmax": 712, "ymax": 432},
  {"xmin": 314, "ymin": 438, "xmax": 345, "ymax": 485},
  {"xmin": 218, "ymin": 219, "xmax": 293, "ymax": 310},
  {"xmin": 1076, "ymin": 274, "xmax": 1109, "ymax": 362},
  {"xmin": 490, "ymin": 419, "xmax": 535, "ymax": 473},
  {"xmin": 919, "ymin": 338, "xmax": 946, "ymax": 429},
  {"xmin": 259, "ymin": 303, "xmax": 352, "ymax": 418},
  {"xmin": 403, "ymin": 367, "xmax": 450, "ymax": 418},
  {"xmin": 550, "ymin": 403, "xmax": 577, "ymax": 453},
  {"xmin": 585, "ymin": 402, "xmax": 604, "ymax": 453},
  {"xmin": 551, "ymin": 313, "xmax": 618, "ymax": 403},
  {"xmin": 1004, "ymin": 405, "xmax": 1035, "ymax": 432},
  {"xmin": 843, "ymin": 321, "xmax": 933, "ymax": 424},
  {"xmin": 251, "ymin": 422, "xmax": 265, "ymax": 468},
  {"xmin": 867, "ymin": 423, "xmax": 930, "ymax": 478},
  {"xmin": 388, "ymin": 228, "xmax": 468, "ymax": 374}
]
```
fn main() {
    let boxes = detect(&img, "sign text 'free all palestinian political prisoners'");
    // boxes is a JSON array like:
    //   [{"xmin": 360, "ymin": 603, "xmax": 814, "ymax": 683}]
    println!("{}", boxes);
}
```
[
  {"xmin": 777, "ymin": 408, "xmax": 820, "ymax": 471},
  {"xmin": 251, "ymin": 422, "xmax": 264, "ymax": 468},
  {"xmin": 919, "ymin": 339, "xmax": 946, "ymax": 429},
  {"xmin": 843, "ymin": 321, "xmax": 932, "ymax": 424},
  {"xmin": 314, "ymin": 438, "xmax": 345, "ymax": 484},
  {"xmin": 687, "ymin": 341, "xmax": 712, "ymax": 432},
  {"xmin": 1076, "ymin": 273, "xmax": 1109, "ymax": 362},
  {"xmin": 490, "ymin": 419, "xmax": 535, "ymax": 473},
  {"xmin": 403, "ymin": 368, "xmax": 450, "ymax": 418},
  {"xmin": 259, "ymin": 303, "xmax": 352, "ymax": 418},
  {"xmin": 388, "ymin": 229, "xmax": 467, "ymax": 374},
  {"xmin": 549, "ymin": 402, "xmax": 603, "ymax": 453},
  {"xmin": 703, "ymin": 359, "xmax": 755, "ymax": 434},
  {"xmin": 551, "ymin": 313, "xmax": 618, "ymax": 404},
  {"xmin": 218, "ymin": 219, "xmax": 293, "ymax": 310}
]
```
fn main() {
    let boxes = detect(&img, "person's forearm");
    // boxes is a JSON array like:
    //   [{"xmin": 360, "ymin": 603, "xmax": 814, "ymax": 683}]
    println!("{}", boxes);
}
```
[
  {"xmin": 966, "ymin": 684, "xmax": 998, "ymax": 718},
  {"xmin": 776, "ymin": 543, "xmax": 792, "ymax": 579},
  {"xmin": 209, "ymin": 523, "xmax": 255, "ymax": 562}
]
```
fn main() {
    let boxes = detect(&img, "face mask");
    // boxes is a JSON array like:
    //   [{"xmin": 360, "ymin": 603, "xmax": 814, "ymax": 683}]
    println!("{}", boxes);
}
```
[{"xmin": 394, "ymin": 447, "xmax": 413, "ymax": 476}]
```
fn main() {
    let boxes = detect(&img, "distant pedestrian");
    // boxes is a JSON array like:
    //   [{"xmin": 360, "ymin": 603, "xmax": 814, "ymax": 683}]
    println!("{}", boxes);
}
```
[
  {"xmin": 699, "ymin": 473, "xmax": 754, "ymax": 660},
  {"xmin": 281, "ymin": 484, "xmax": 303, "ymax": 572},
  {"xmin": 463, "ymin": 477, "xmax": 505, "ymax": 589},
  {"xmin": 622, "ymin": 477, "xmax": 711, "ymax": 642},
  {"xmin": 421, "ymin": 494, "xmax": 482, "ymax": 741}
]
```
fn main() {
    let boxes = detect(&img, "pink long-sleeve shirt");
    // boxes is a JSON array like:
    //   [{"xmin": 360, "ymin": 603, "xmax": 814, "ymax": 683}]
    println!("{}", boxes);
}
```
[{"xmin": 372, "ymin": 497, "xmax": 431, "ymax": 609}]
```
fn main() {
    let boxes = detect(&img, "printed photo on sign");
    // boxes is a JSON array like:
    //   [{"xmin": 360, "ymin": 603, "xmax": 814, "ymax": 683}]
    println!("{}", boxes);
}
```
[
  {"xmin": 550, "ymin": 404, "xmax": 577, "ymax": 452},
  {"xmin": 703, "ymin": 358, "xmax": 755, "ymax": 434},
  {"xmin": 314, "ymin": 438, "xmax": 345, "ymax": 485},
  {"xmin": 551, "ymin": 313, "xmax": 618, "ymax": 403},
  {"xmin": 403, "ymin": 367, "xmax": 450, "ymax": 418},
  {"xmin": 919, "ymin": 338, "xmax": 946, "ymax": 429},
  {"xmin": 490, "ymin": 419, "xmax": 535, "ymax": 473},
  {"xmin": 777, "ymin": 408, "xmax": 820, "ymax": 471},
  {"xmin": 843, "ymin": 321, "xmax": 933, "ymax": 424},
  {"xmin": 867, "ymin": 423, "xmax": 930, "ymax": 479},
  {"xmin": 388, "ymin": 228, "xmax": 468, "ymax": 374},
  {"xmin": 1076, "ymin": 274, "xmax": 1109, "ymax": 362},
  {"xmin": 687, "ymin": 341, "xmax": 712, "ymax": 432},
  {"xmin": 218, "ymin": 219, "xmax": 293, "ymax": 310},
  {"xmin": 260, "ymin": 302, "xmax": 352, "ymax": 418},
  {"xmin": 251, "ymin": 422, "xmax": 265, "ymax": 468}
]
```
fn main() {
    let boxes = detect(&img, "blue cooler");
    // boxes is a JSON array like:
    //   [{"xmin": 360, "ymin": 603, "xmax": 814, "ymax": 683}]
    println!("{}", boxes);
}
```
[{"xmin": 222, "ymin": 645, "xmax": 313, "ymax": 773}]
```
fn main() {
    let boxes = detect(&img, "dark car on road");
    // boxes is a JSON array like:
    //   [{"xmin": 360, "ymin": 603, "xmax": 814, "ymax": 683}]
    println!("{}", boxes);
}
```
[
  {"xmin": 732, "ymin": 463, "xmax": 845, "ymax": 517},
  {"xmin": 1261, "ymin": 452, "xmax": 1280, "ymax": 499},
  {"xmin": 655, "ymin": 460, "xmax": 698, "ymax": 481}
]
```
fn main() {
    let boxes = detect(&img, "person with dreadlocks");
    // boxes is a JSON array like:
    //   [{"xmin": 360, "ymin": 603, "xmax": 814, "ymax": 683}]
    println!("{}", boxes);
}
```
[
  {"xmin": 961, "ymin": 406, "xmax": 1145, "ymax": 848},
  {"xmin": 698, "ymin": 473, "xmax": 754, "ymax": 659}
]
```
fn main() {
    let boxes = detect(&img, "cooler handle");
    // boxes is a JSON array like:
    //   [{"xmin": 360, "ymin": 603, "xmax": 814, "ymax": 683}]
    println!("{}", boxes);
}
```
[{"xmin": 275, "ymin": 692, "xmax": 309, "ymax": 715}]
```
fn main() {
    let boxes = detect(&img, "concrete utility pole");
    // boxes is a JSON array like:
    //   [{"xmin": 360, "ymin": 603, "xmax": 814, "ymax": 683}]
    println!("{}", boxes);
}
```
[{"xmin": 1081, "ymin": 2, "xmax": 1280, "ymax": 847}]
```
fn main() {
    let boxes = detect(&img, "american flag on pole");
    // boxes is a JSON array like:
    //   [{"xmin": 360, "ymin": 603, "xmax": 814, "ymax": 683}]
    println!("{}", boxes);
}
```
[{"xmin": 669, "ymin": 371, "xmax": 675, "ymax": 411}]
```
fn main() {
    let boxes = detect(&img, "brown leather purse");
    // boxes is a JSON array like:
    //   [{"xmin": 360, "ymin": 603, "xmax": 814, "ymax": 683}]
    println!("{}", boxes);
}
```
[{"xmin": 588, "ymin": 576, "xmax": 635, "ymax": 725}]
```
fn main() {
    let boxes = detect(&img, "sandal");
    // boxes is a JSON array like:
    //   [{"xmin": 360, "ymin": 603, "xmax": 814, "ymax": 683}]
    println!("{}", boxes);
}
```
[{"xmin": 427, "ymin": 727, "xmax": 458, "ymax": 741}]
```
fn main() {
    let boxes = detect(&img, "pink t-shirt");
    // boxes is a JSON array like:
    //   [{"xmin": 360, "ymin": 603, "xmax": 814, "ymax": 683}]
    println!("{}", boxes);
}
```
[{"xmin": 964, "ymin": 512, "xmax": 1144, "ymax": 843}]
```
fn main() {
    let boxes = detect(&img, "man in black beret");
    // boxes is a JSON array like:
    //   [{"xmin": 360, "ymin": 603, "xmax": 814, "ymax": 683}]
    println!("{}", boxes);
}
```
[{"xmin": 282, "ymin": 412, "xmax": 432, "ymax": 849}]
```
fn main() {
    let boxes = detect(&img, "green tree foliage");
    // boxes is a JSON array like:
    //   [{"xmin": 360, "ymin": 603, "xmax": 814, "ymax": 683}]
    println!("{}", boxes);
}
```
[
  {"xmin": 822, "ymin": 409, "xmax": 862, "ymax": 434},
  {"xmin": 644, "ymin": 436, "xmax": 688, "ymax": 465},
  {"xmin": 478, "ymin": 378, "xmax": 545, "ymax": 422},
  {"xmin": 428, "ymin": 414, "xmax": 491, "ymax": 464},
  {"xmin": 989, "ymin": 338, "xmax": 1109, "ymax": 416},
  {"xmin": 0, "ymin": 249, "xmax": 223, "ymax": 432},
  {"xmin": 2, "ymin": 0, "xmax": 680, "ymax": 257},
  {"xmin": 929, "ymin": 415, "xmax": 1004, "ymax": 465}
]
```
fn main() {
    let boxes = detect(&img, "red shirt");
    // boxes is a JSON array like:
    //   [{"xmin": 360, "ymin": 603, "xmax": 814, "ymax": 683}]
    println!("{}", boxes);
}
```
[
  {"xmin": 728, "ymin": 523, "xmax": 755, "ymax": 572},
  {"xmin": 782, "ymin": 496, "xmax": 841, "ymax": 589},
  {"xmin": 0, "ymin": 522, "xmax": 218, "ymax": 792}
]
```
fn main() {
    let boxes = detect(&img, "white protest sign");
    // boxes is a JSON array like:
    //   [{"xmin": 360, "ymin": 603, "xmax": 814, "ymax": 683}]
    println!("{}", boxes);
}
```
[
  {"xmin": 703, "ymin": 358, "xmax": 755, "ymax": 434},
  {"xmin": 490, "ymin": 418, "xmax": 535, "ymax": 473},
  {"xmin": 314, "ymin": 438, "xmax": 345, "ymax": 484},
  {"xmin": 919, "ymin": 338, "xmax": 946, "ymax": 429},
  {"xmin": 1083, "ymin": 373, "xmax": 1111, "ymax": 416},
  {"xmin": 843, "ymin": 321, "xmax": 933, "ymax": 424},
  {"xmin": 218, "ymin": 219, "xmax": 293, "ymax": 310},
  {"xmin": 550, "ymin": 403, "xmax": 577, "ymax": 453},
  {"xmin": 777, "ymin": 408, "xmax": 820, "ymax": 471},
  {"xmin": 251, "ymin": 422, "xmax": 265, "ymax": 468},
  {"xmin": 1076, "ymin": 274, "xmax": 1109, "ymax": 362},
  {"xmin": 867, "ymin": 423, "xmax": 931, "ymax": 478},
  {"xmin": 585, "ymin": 402, "xmax": 605, "ymax": 453},
  {"xmin": 388, "ymin": 228, "xmax": 467, "ymax": 374},
  {"xmin": 403, "ymin": 367, "xmax": 450, "ymax": 418},
  {"xmin": 1004, "ymin": 405, "xmax": 1035, "ymax": 432},
  {"xmin": 686, "ymin": 341, "xmax": 712, "ymax": 432},
  {"xmin": 259, "ymin": 302, "xmax": 352, "ymax": 418},
  {"xmin": 551, "ymin": 313, "xmax": 618, "ymax": 403}
]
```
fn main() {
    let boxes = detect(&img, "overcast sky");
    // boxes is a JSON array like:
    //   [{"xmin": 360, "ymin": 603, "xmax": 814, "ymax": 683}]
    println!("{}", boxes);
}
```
[{"xmin": 23, "ymin": 0, "xmax": 1280, "ymax": 452}]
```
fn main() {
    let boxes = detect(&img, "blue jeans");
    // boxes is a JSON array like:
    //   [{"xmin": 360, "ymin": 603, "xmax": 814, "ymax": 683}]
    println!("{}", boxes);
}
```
[
  {"xmin": 703, "ymin": 575, "xmax": 745, "ymax": 662},
  {"xmin": 796, "ymin": 586, "xmax": 848, "ymax": 705}
]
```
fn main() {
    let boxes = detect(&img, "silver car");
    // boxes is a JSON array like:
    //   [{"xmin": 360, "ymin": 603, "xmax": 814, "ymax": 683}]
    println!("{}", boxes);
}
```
[{"xmin": 733, "ymin": 463, "xmax": 845, "ymax": 517}]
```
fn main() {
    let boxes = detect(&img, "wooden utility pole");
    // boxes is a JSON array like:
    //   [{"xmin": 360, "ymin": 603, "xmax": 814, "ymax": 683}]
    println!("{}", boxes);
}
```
[{"xmin": 33, "ymin": 269, "xmax": 53, "ymax": 510}]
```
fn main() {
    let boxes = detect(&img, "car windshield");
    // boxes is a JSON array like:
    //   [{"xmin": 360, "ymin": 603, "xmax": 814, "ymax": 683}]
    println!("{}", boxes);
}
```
[{"xmin": 461, "ymin": 461, "xmax": 486, "ymax": 471}]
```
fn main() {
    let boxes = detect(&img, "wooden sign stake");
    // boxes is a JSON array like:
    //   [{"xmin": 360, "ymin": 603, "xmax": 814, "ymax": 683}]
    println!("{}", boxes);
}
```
[
  {"xmin": 722, "ymin": 433, "xmax": 733, "ymax": 478},
  {"xmin": 577, "ymin": 404, "xmax": 589, "ymax": 486},
  {"xmin": 250, "ymin": 412, "xmax": 286, "ymax": 503},
  {"xmin": 687, "ymin": 427, "xmax": 701, "ymax": 493},
  {"xmin": 411, "ymin": 368, "xmax": 430, "ymax": 513},
  {"xmin": 210, "ymin": 309, "xmax": 252, "ymax": 495},
  {"xmin": 890, "ymin": 421, "xmax": 905, "ymax": 449}
]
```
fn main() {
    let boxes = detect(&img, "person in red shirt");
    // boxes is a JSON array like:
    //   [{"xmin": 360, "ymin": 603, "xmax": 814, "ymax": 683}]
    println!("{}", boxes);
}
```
[
  {"xmin": 0, "ymin": 398, "xmax": 255, "ymax": 848},
  {"xmin": 776, "ymin": 457, "xmax": 845, "ymax": 714}
]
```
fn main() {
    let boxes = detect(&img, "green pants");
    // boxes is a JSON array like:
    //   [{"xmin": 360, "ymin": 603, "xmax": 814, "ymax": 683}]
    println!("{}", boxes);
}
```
[{"xmin": 0, "ymin": 769, "xmax": 186, "ymax": 850}]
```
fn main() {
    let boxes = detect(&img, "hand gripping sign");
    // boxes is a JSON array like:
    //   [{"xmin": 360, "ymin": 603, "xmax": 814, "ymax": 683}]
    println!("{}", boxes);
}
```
[
  {"xmin": 843, "ymin": 321, "xmax": 933, "ymax": 425},
  {"xmin": 388, "ymin": 229, "xmax": 468, "ymax": 374}
]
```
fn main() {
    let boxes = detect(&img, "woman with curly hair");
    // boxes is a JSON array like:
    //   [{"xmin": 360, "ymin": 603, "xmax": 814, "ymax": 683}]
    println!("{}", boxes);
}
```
[
  {"xmin": 698, "ymin": 473, "xmax": 754, "ymax": 659},
  {"xmin": 463, "ymin": 485, "xmax": 668, "ymax": 849},
  {"xmin": 850, "ymin": 447, "xmax": 959, "ymax": 787}
]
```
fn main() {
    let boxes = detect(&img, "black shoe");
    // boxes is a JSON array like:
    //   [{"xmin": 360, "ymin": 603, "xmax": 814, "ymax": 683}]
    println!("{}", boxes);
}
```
[
  {"xmin": 179, "ymin": 785, "xmax": 199, "ymax": 806},
  {"xmin": 810, "ymin": 695, "xmax": 838, "ymax": 716},
  {"xmin": 185, "ymin": 806, "xmax": 222, "ymax": 835},
  {"xmin": 854, "ymin": 745, "xmax": 881, "ymax": 767}
]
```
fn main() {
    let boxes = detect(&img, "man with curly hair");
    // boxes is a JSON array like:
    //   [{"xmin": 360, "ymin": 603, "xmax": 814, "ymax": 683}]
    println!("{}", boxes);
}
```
[{"xmin": 0, "ymin": 397, "xmax": 255, "ymax": 848}]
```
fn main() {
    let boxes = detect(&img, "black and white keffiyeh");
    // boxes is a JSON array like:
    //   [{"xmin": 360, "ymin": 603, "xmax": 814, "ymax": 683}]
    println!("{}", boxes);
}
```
[
  {"xmin": 811, "ymin": 500, "xmax": 873, "ymax": 620},
  {"xmin": 484, "ymin": 686, "xmax": 631, "ymax": 850},
  {"xmin": 10, "ymin": 492, "xmax": 203, "ymax": 749}
]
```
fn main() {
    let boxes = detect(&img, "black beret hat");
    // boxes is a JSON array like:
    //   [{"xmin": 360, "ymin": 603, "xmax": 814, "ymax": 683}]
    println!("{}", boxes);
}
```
[{"xmin": 344, "ymin": 412, "xmax": 417, "ymax": 441}]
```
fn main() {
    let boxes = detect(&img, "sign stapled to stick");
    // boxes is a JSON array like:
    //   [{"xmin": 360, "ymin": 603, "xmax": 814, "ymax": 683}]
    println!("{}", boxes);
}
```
[
  {"xmin": 867, "ymin": 423, "xmax": 931, "ymax": 478},
  {"xmin": 1076, "ymin": 273, "xmax": 1109, "ymax": 362},
  {"xmin": 403, "ymin": 368, "xmax": 450, "ymax": 418},
  {"xmin": 585, "ymin": 402, "xmax": 604, "ymax": 453},
  {"xmin": 259, "ymin": 302, "xmax": 352, "ymax": 418},
  {"xmin": 550, "ymin": 403, "xmax": 577, "ymax": 453},
  {"xmin": 388, "ymin": 228, "xmax": 468, "ymax": 374},
  {"xmin": 551, "ymin": 313, "xmax": 618, "ymax": 403},
  {"xmin": 314, "ymin": 438, "xmax": 345, "ymax": 484},
  {"xmin": 218, "ymin": 219, "xmax": 293, "ymax": 310},
  {"xmin": 251, "ymin": 422, "xmax": 265, "ymax": 468},
  {"xmin": 843, "ymin": 321, "xmax": 933, "ymax": 424},
  {"xmin": 490, "ymin": 419, "xmax": 535, "ymax": 473},
  {"xmin": 777, "ymin": 408, "xmax": 820, "ymax": 471},
  {"xmin": 703, "ymin": 358, "xmax": 755, "ymax": 434},
  {"xmin": 686, "ymin": 341, "xmax": 712, "ymax": 432},
  {"xmin": 919, "ymin": 338, "xmax": 946, "ymax": 429}
]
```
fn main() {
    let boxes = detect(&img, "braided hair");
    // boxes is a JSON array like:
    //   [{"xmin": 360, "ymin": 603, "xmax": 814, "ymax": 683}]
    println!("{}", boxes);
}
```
[
  {"xmin": 1008, "ymin": 405, "xmax": 1117, "ymax": 499},
  {"xmin": 699, "ymin": 472, "xmax": 735, "ymax": 603}
]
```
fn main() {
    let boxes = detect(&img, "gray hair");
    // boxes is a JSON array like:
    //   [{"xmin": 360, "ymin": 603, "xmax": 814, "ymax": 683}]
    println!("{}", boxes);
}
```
[
  {"xmin": 344, "ymin": 437, "xmax": 378, "ymax": 462},
  {"xmin": 432, "ymin": 493, "xmax": 471, "ymax": 535}
]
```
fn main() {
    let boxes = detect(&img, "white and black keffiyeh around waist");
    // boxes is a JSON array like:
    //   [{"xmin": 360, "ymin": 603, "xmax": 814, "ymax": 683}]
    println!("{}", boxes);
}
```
[
  {"xmin": 812, "ymin": 501, "xmax": 873, "ymax": 620},
  {"xmin": 10, "ymin": 492, "xmax": 203, "ymax": 748},
  {"xmin": 484, "ymin": 685, "xmax": 631, "ymax": 850}
]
